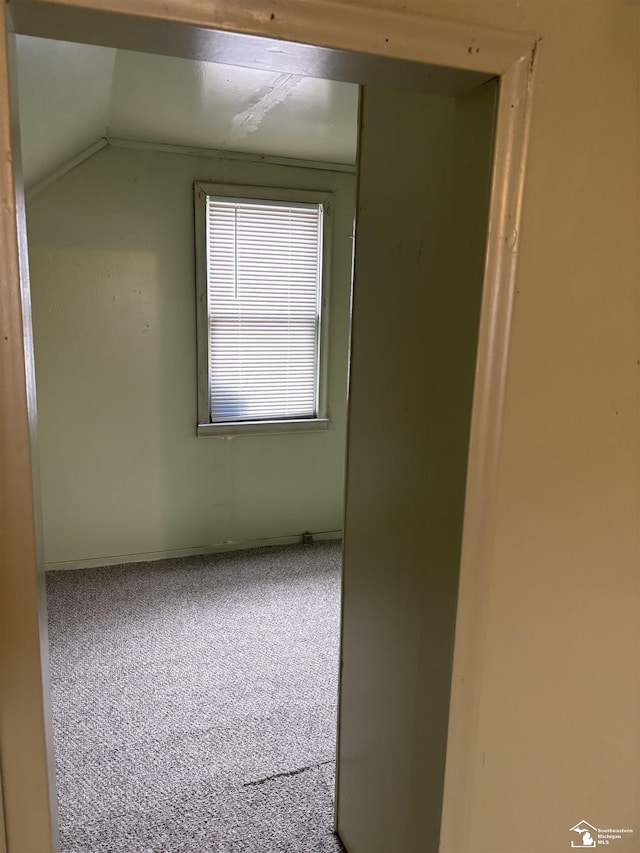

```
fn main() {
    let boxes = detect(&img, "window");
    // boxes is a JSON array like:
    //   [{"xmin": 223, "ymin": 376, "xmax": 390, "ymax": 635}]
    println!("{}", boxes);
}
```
[{"xmin": 195, "ymin": 183, "xmax": 332, "ymax": 436}]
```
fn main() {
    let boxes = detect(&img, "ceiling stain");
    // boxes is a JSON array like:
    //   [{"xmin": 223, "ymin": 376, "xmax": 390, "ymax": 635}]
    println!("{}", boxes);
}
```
[{"xmin": 219, "ymin": 73, "xmax": 304, "ymax": 148}]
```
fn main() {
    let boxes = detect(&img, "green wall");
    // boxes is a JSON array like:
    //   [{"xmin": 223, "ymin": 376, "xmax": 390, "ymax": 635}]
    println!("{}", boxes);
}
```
[
  {"xmin": 337, "ymin": 82, "xmax": 497, "ymax": 851},
  {"xmin": 27, "ymin": 147, "xmax": 355, "ymax": 566}
]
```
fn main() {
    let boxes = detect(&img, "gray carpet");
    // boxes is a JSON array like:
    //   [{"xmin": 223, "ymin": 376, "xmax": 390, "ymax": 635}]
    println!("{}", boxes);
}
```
[{"xmin": 46, "ymin": 541, "xmax": 346, "ymax": 852}]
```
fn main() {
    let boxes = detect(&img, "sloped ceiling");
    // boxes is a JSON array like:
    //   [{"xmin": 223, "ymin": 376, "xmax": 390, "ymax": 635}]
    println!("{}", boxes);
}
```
[
  {"xmin": 16, "ymin": 36, "xmax": 359, "ymax": 188},
  {"xmin": 16, "ymin": 37, "xmax": 116, "ymax": 186}
]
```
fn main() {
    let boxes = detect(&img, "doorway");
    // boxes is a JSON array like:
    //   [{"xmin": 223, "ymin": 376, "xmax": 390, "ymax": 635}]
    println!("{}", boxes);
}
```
[
  {"xmin": 19, "ymin": 35, "xmax": 357, "ymax": 851},
  {"xmin": 0, "ymin": 4, "xmax": 536, "ymax": 851}
]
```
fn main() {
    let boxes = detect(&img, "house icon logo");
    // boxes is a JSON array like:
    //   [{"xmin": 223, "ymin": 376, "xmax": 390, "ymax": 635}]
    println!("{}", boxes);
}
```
[{"xmin": 570, "ymin": 820, "xmax": 598, "ymax": 847}]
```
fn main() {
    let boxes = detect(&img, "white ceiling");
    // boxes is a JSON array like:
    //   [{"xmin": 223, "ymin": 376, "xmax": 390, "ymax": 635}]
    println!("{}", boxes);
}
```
[
  {"xmin": 16, "ymin": 36, "xmax": 360, "ymax": 187},
  {"xmin": 16, "ymin": 37, "xmax": 116, "ymax": 186}
]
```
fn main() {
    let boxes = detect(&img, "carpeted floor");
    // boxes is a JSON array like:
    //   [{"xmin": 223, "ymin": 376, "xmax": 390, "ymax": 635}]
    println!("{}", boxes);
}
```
[{"xmin": 46, "ymin": 541, "xmax": 346, "ymax": 852}]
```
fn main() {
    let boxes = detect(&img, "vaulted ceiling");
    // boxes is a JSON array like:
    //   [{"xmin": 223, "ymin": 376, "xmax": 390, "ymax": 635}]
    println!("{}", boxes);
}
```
[{"xmin": 15, "ymin": 36, "xmax": 360, "ymax": 188}]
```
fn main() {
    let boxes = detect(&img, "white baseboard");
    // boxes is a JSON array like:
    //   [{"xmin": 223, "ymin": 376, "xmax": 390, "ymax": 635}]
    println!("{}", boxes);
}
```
[{"xmin": 45, "ymin": 530, "xmax": 343, "ymax": 571}]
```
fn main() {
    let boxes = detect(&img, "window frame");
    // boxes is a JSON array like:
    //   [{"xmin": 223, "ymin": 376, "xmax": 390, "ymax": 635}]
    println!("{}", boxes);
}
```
[{"xmin": 194, "ymin": 182, "xmax": 333, "ymax": 437}]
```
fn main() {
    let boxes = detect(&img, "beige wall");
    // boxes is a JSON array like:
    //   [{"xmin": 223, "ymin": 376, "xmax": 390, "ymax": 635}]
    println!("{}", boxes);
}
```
[
  {"xmin": 5, "ymin": 2, "xmax": 639, "ymax": 851},
  {"xmin": 365, "ymin": 1, "xmax": 638, "ymax": 851},
  {"xmin": 26, "ymin": 147, "xmax": 355, "ymax": 566}
]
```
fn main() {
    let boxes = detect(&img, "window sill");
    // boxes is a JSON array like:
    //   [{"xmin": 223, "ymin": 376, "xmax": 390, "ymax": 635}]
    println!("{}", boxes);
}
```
[{"xmin": 197, "ymin": 418, "xmax": 330, "ymax": 437}]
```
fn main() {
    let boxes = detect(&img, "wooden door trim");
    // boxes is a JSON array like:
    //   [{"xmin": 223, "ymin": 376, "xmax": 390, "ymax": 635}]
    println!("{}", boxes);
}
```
[{"xmin": 0, "ymin": 2, "xmax": 537, "ymax": 849}]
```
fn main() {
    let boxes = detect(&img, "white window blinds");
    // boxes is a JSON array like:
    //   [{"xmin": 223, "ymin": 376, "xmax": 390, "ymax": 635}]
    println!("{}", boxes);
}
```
[{"xmin": 206, "ymin": 196, "xmax": 323, "ymax": 423}]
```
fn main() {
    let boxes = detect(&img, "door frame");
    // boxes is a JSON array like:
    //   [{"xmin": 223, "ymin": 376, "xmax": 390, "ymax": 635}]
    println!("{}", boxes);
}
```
[{"xmin": 0, "ymin": 2, "xmax": 537, "ymax": 851}]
